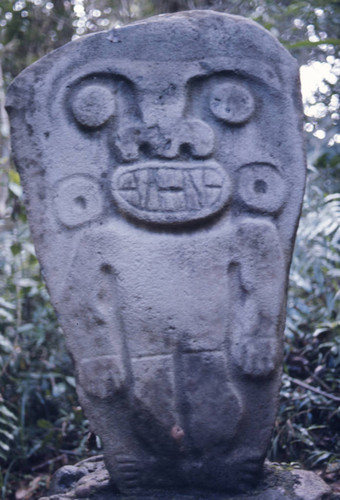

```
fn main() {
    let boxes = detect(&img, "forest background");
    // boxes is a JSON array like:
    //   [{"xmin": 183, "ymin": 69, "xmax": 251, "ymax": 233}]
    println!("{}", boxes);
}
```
[{"xmin": 0, "ymin": 0, "xmax": 339, "ymax": 498}]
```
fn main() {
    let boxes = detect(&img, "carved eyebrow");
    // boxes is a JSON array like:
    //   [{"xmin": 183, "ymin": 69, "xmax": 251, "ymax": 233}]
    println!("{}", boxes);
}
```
[
  {"xmin": 191, "ymin": 57, "xmax": 282, "ymax": 92},
  {"xmin": 66, "ymin": 72, "xmax": 133, "ymax": 90},
  {"xmin": 48, "ymin": 66, "xmax": 135, "ymax": 107}
]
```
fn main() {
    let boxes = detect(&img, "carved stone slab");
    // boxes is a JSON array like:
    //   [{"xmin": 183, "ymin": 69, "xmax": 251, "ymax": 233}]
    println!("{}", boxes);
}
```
[{"xmin": 7, "ymin": 10, "xmax": 306, "ymax": 495}]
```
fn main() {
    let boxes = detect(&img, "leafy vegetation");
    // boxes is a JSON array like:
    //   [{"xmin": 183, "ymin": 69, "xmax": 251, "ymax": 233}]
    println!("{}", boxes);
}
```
[
  {"xmin": 0, "ymin": 0, "xmax": 339, "ymax": 498},
  {"xmin": 270, "ymin": 171, "xmax": 340, "ymax": 470}
]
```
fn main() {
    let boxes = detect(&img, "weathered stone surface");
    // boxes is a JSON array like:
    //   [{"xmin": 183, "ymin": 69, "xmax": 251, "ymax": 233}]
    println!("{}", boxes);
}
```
[
  {"xmin": 7, "ymin": 10, "xmax": 306, "ymax": 495},
  {"xmin": 291, "ymin": 469, "xmax": 332, "ymax": 500},
  {"xmin": 40, "ymin": 458, "xmax": 333, "ymax": 500}
]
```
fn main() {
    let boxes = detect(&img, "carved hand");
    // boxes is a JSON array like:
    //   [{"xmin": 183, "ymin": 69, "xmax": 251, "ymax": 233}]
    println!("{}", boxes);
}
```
[
  {"xmin": 78, "ymin": 355, "xmax": 126, "ymax": 399},
  {"xmin": 231, "ymin": 337, "xmax": 278, "ymax": 378}
]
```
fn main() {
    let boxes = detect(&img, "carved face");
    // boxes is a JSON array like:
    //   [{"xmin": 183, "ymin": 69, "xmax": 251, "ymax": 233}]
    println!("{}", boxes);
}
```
[
  {"xmin": 43, "ymin": 14, "xmax": 305, "ymax": 231},
  {"xmin": 7, "ymin": 12, "xmax": 305, "ymax": 289}
]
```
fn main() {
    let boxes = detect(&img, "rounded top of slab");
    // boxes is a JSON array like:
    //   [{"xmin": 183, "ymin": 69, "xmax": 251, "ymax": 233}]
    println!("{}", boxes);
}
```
[
  {"xmin": 94, "ymin": 10, "xmax": 295, "ymax": 68},
  {"xmin": 7, "ymin": 10, "xmax": 297, "ymax": 92}
]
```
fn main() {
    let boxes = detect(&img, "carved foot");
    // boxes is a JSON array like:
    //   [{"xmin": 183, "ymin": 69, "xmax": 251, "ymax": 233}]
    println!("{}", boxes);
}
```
[
  {"xmin": 230, "ymin": 456, "xmax": 264, "ymax": 490},
  {"xmin": 112, "ymin": 454, "xmax": 185, "ymax": 493},
  {"xmin": 115, "ymin": 455, "xmax": 142, "ymax": 492},
  {"xmin": 196, "ymin": 454, "xmax": 264, "ymax": 492}
]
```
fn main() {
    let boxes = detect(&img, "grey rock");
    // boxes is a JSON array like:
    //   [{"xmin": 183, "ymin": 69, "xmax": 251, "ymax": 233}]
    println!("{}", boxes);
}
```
[
  {"xmin": 292, "ymin": 469, "xmax": 332, "ymax": 500},
  {"xmin": 49, "ymin": 465, "xmax": 87, "ymax": 493},
  {"xmin": 7, "ymin": 10, "xmax": 306, "ymax": 496}
]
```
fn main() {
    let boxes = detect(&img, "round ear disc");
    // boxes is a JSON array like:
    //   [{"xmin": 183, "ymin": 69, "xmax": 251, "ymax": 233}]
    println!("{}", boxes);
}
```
[
  {"xmin": 54, "ymin": 175, "xmax": 103, "ymax": 227},
  {"xmin": 237, "ymin": 163, "xmax": 287, "ymax": 213},
  {"xmin": 71, "ymin": 84, "xmax": 115, "ymax": 128}
]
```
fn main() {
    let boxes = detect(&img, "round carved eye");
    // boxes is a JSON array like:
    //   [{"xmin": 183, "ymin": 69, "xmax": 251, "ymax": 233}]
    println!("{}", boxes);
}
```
[
  {"xmin": 71, "ymin": 84, "xmax": 115, "ymax": 128},
  {"xmin": 54, "ymin": 175, "xmax": 103, "ymax": 227},
  {"xmin": 238, "ymin": 164, "xmax": 287, "ymax": 213},
  {"xmin": 209, "ymin": 82, "xmax": 254, "ymax": 124}
]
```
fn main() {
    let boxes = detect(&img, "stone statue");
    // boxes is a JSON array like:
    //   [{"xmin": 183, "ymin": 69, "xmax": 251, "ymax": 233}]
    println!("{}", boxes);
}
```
[{"xmin": 6, "ymin": 10, "xmax": 306, "ymax": 495}]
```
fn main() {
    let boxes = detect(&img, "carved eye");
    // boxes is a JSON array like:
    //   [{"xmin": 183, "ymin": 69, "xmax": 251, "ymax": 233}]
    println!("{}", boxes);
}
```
[
  {"xmin": 238, "ymin": 164, "xmax": 287, "ymax": 213},
  {"xmin": 209, "ymin": 82, "xmax": 254, "ymax": 124},
  {"xmin": 71, "ymin": 84, "xmax": 115, "ymax": 128}
]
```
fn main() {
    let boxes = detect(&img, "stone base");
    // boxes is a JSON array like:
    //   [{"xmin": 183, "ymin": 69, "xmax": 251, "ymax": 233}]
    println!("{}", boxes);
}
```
[{"xmin": 39, "ymin": 455, "xmax": 333, "ymax": 500}]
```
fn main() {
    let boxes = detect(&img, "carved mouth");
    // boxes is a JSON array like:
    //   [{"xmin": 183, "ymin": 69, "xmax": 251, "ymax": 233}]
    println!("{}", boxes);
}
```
[{"xmin": 111, "ymin": 162, "xmax": 231, "ymax": 225}]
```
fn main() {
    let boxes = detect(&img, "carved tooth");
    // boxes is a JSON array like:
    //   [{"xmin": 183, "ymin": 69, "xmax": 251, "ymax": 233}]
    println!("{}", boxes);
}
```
[
  {"xmin": 147, "ymin": 180, "xmax": 160, "ymax": 211},
  {"xmin": 121, "ymin": 190, "xmax": 140, "ymax": 207},
  {"xmin": 187, "ymin": 169, "xmax": 207, "ymax": 208},
  {"xmin": 118, "ymin": 172, "xmax": 138, "ymax": 190},
  {"xmin": 205, "ymin": 187, "xmax": 221, "ymax": 206},
  {"xmin": 156, "ymin": 168, "xmax": 183, "ymax": 190},
  {"xmin": 159, "ymin": 191, "xmax": 186, "ymax": 212},
  {"xmin": 204, "ymin": 168, "xmax": 223, "ymax": 188},
  {"xmin": 135, "ymin": 169, "xmax": 149, "ymax": 209}
]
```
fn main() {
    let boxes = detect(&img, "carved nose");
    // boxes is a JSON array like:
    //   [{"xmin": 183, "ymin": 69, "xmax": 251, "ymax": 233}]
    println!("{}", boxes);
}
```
[
  {"xmin": 155, "ymin": 119, "xmax": 214, "ymax": 159},
  {"xmin": 115, "ymin": 119, "xmax": 215, "ymax": 162}
]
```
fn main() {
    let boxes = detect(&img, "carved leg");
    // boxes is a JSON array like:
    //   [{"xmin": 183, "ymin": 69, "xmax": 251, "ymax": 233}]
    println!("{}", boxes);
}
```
[{"xmin": 180, "ymin": 351, "xmax": 242, "ymax": 453}]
